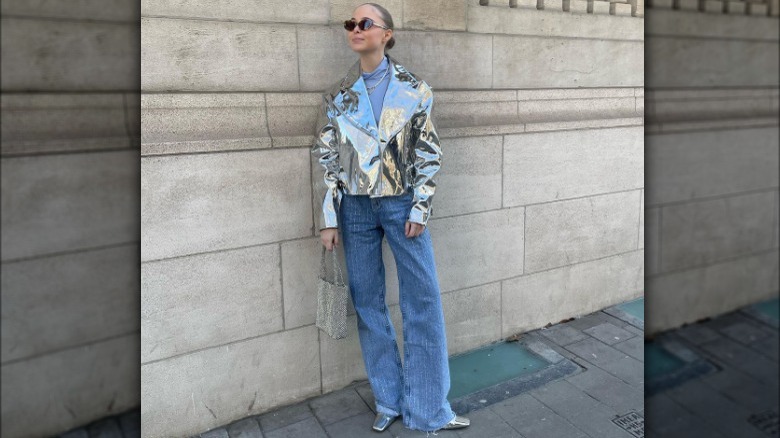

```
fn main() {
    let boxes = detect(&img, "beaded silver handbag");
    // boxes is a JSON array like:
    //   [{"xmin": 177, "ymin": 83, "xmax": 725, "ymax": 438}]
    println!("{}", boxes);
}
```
[{"xmin": 316, "ymin": 245, "xmax": 349, "ymax": 339}]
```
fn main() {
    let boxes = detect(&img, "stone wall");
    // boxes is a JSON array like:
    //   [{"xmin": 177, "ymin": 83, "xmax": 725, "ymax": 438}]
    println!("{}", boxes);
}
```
[
  {"xmin": 136, "ymin": 1, "xmax": 647, "ymax": 436},
  {"xmin": 644, "ymin": 7, "xmax": 779, "ymax": 333},
  {"xmin": 1, "ymin": 1, "xmax": 141, "ymax": 437},
  {"xmin": 138, "ymin": 0, "xmax": 645, "ymax": 436},
  {"xmin": 2, "ymin": 0, "xmax": 645, "ymax": 436}
]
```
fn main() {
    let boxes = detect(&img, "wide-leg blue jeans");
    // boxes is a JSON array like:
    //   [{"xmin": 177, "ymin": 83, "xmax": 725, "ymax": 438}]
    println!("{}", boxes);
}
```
[{"xmin": 338, "ymin": 189, "xmax": 457, "ymax": 432}]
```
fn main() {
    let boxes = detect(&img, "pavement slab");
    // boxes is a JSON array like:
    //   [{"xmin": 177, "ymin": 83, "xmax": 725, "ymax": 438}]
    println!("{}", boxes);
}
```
[{"xmin": 57, "ymin": 296, "xmax": 778, "ymax": 438}]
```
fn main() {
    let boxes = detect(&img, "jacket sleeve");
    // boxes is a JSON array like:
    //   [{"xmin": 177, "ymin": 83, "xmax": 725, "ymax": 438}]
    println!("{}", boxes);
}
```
[
  {"xmin": 407, "ymin": 85, "xmax": 442, "ymax": 227},
  {"xmin": 311, "ymin": 93, "xmax": 343, "ymax": 231}
]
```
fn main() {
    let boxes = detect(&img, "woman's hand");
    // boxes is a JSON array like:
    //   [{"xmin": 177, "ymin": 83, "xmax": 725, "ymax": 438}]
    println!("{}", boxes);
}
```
[
  {"xmin": 405, "ymin": 221, "xmax": 425, "ymax": 238},
  {"xmin": 320, "ymin": 227, "xmax": 340, "ymax": 251}
]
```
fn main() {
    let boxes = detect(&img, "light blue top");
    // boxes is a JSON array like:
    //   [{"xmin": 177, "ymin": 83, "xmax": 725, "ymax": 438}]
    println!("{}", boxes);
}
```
[{"xmin": 361, "ymin": 54, "xmax": 391, "ymax": 125}]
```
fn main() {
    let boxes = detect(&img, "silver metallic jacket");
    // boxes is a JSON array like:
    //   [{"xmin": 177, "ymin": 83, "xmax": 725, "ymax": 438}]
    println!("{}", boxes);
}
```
[{"xmin": 311, "ymin": 53, "xmax": 442, "ymax": 231}]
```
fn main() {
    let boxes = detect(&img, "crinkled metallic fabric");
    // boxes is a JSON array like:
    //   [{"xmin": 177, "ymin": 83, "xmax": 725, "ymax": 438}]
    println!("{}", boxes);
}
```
[{"xmin": 311, "ymin": 53, "xmax": 442, "ymax": 231}]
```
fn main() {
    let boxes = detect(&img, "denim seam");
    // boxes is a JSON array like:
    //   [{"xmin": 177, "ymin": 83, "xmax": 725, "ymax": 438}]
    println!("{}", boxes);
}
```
[
  {"xmin": 400, "ymin": 299, "xmax": 413, "ymax": 428},
  {"xmin": 378, "ymin": 279, "xmax": 403, "ymax": 417}
]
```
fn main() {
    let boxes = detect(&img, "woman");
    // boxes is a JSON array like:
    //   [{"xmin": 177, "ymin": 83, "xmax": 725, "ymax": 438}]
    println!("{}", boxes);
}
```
[{"xmin": 310, "ymin": 2, "xmax": 471, "ymax": 434}]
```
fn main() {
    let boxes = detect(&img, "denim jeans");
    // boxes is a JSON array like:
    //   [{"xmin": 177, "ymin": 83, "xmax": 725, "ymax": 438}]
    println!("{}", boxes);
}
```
[{"xmin": 338, "ymin": 189, "xmax": 457, "ymax": 432}]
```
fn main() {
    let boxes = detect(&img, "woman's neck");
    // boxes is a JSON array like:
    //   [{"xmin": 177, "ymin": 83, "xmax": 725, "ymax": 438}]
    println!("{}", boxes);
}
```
[{"xmin": 360, "ymin": 52, "xmax": 387, "ymax": 74}]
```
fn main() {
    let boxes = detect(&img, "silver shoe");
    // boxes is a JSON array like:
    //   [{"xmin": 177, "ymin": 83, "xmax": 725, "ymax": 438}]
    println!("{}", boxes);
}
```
[
  {"xmin": 441, "ymin": 414, "xmax": 470, "ymax": 430},
  {"xmin": 372, "ymin": 412, "xmax": 399, "ymax": 432}
]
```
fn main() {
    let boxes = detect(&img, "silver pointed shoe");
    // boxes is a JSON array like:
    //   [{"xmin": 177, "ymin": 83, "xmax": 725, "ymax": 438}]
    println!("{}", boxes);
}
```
[
  {"xmin": 441, "ymin": 414, "xmax": 470, "ymax": 430},
  {"xmin": 372, "ymin": 412, "xmax": 399, "ymax": 432}
]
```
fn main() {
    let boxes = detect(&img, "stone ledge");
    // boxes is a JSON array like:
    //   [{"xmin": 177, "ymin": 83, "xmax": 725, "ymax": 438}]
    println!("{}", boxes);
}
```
[
  {"xmin": 1, "ymin": 0, "xmax": 139, "ymax": 22},
  {"xmin": 646, "ymin": 8, "xmax": 779, "ymax": 39},
  {"xmin": 2, "ymin": 89, "xmax": 646, "ymax": 156},
  {"xmin": 469, "ymin": 1, "xmax": 644, "ymax": 39},
  {"xmin": 476, "ymin": 0, "xmax": 645, "ymax": 17},
  {"xmin": 646, "ymin": 116, "xmax": 779, "ymax": 134},
  {"xmin": 2, "ymin": 137, "xmax": 134, "ymax": 156},
  {"xmin": 2, "ymin": 87, "xmax": 644, "ymax": 156},
  {"xmin": 138, "ymin": 88, "xmax": 643, "ymax": 155},
  {"xmin": 1, "ymin": 92, "xmax": 135, "ymax": 157},
  {"xmin": 646, "ymin": 87, "xmax": 779, "ymax": 124},
  {"xmin": 139, "ymin": 117, "xmax": 645, "ymax": 156},
  {"xmin": 647, "ymin": 0, "xmax": 779, "ymax": 17}
]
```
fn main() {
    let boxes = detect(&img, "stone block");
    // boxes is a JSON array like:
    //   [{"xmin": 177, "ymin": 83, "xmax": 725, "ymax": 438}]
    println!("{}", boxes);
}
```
[
  {"xmin": 493, "ymin": 35, "xmax": 643, "ymax": 88},
  {"xmin": 611, "ymin": 1, "xmax": 633, "ymax": 14},
  {"xmin": 678, "ymin": 0, "xmax": 699, "ymax": 9},
  {"xmin": 141, "ymin": 18, "xmax": 298, "ymax": 92},
  {"xmin": 646, "ymin": 251, "xmax": 778, "ymax": 333},
  {"xmin": 442, "ymin": 283, "xmax": 502, "ymax": 355},
  {"xmin": 141, "ymin": 326, "xmax": 319, "ymax": 437},
  {"xmin": 141, "ymin": 93, "xmax": 270, "ymax": 154},
  {"xmin": 429, "ymin": 134, "xmax": 502, "ymax": 217},
  {"xmin": 504, "ymin": 127, "xmax": 643, "ymax": 206},
  {"xmin": 0, "ymin": 17, "xmax": 138, "ymax": 91},
  {"xmin": 319, "ymin": 315, "xmax": 368, "ymax": 392},
  {"xmin": 1, "ymin": 150, "xmax": 139, "ymax": 261},
  {"xmin": 502, "ymin": 251, "xmax": 644, "ymax": 334},
  {"xmin": 2, "ymin": 245, "xmax": 139, "ymax": 362},
  {"xmin": 659, "ymin": 191, "xmax": 777, "ymax": 271},
  {"xmin": 592, "ymin": 0, "xmax": 612, "ymax": 13},
  {"xmin": 428, "ymin": 208, "xmax": 525, "ymax": 292},
  {"xmin": 141, "ymin": 148, "xmax": 311, "ymax": 261},
  {"xmin": 646, "ymin": 127, "xmax": 779, "ymax": 205},
  {"xmin": 2, "ymin": 335, "xmax": 139, "ymax": 438},
  {"xmin": 141, "ymin": 0, "xmax": 328, "ymax": 23},
  {"xmin": 329, "ymin": 0, "xmax": 403, "ymax": 25},
  {"xmin": 703, "ymin": 0, "xmax": 725, "ymax": 12},
  {"xmin": 141, "ymin": 244, "xmax": 283, "ymax": 362},
  {"xmin": 403, "ymin": 0, "xmax": 467, "ymax": 30},
  {"xmin": 524, "ymin": 190, "xmax": 641, "ymax": 272},
  {"xmin": 1, "ymin": 0, "xmax": 138, "ymax": 21}
]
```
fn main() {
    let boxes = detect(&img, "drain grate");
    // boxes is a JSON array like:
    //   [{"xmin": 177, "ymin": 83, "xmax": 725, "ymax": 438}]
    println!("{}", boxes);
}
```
[
  {"xmin": 747, "ymin": 410, "xmax": 779, "ymax": 436},
  {"xmin": 612, "ymin": 411, "xmax": 644, "ymax": 437}
]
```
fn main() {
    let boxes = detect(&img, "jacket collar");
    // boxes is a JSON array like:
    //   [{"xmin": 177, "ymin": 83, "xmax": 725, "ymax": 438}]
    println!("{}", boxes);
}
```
[{"xmin": 331, "ymin": 53, "xmax": 425, "ymax": 143}]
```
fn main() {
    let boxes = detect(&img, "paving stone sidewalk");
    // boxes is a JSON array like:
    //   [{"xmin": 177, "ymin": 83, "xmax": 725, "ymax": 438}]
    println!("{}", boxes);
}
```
[
  {"xmin": 55, "ymin": 300, "xmax": 646, "ymax": 438},
  {"xmin": 189, "ymin": 300, "xmax": 647, "ymax": 438},
  {"xmin": 58, "ymin": 300, "xmax": 649, "ymax": 438},
  {"xmin": 645, "ymin": 301, "xmax": 779, "ymax": 438},
  {"xmin": 57, "ymin": 297, "xmax": 779, "ymax": 438}
]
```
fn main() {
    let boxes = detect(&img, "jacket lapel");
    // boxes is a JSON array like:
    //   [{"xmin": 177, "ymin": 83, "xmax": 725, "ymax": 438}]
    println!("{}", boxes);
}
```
[{"xmin": 332, "ymin": 54, "xmax": 424, "ymax": 143}]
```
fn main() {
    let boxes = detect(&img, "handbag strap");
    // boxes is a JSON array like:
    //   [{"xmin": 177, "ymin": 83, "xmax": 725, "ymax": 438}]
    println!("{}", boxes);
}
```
[{"xmin": 320, "ymin": 245, "xmax": 345, "ymax": 284}]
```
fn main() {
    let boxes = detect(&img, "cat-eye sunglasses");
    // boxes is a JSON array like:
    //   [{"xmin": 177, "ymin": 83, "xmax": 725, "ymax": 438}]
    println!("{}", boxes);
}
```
[{"xmin": 343, "ymin": 17, "xmax": 392, "ymax": 32}]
